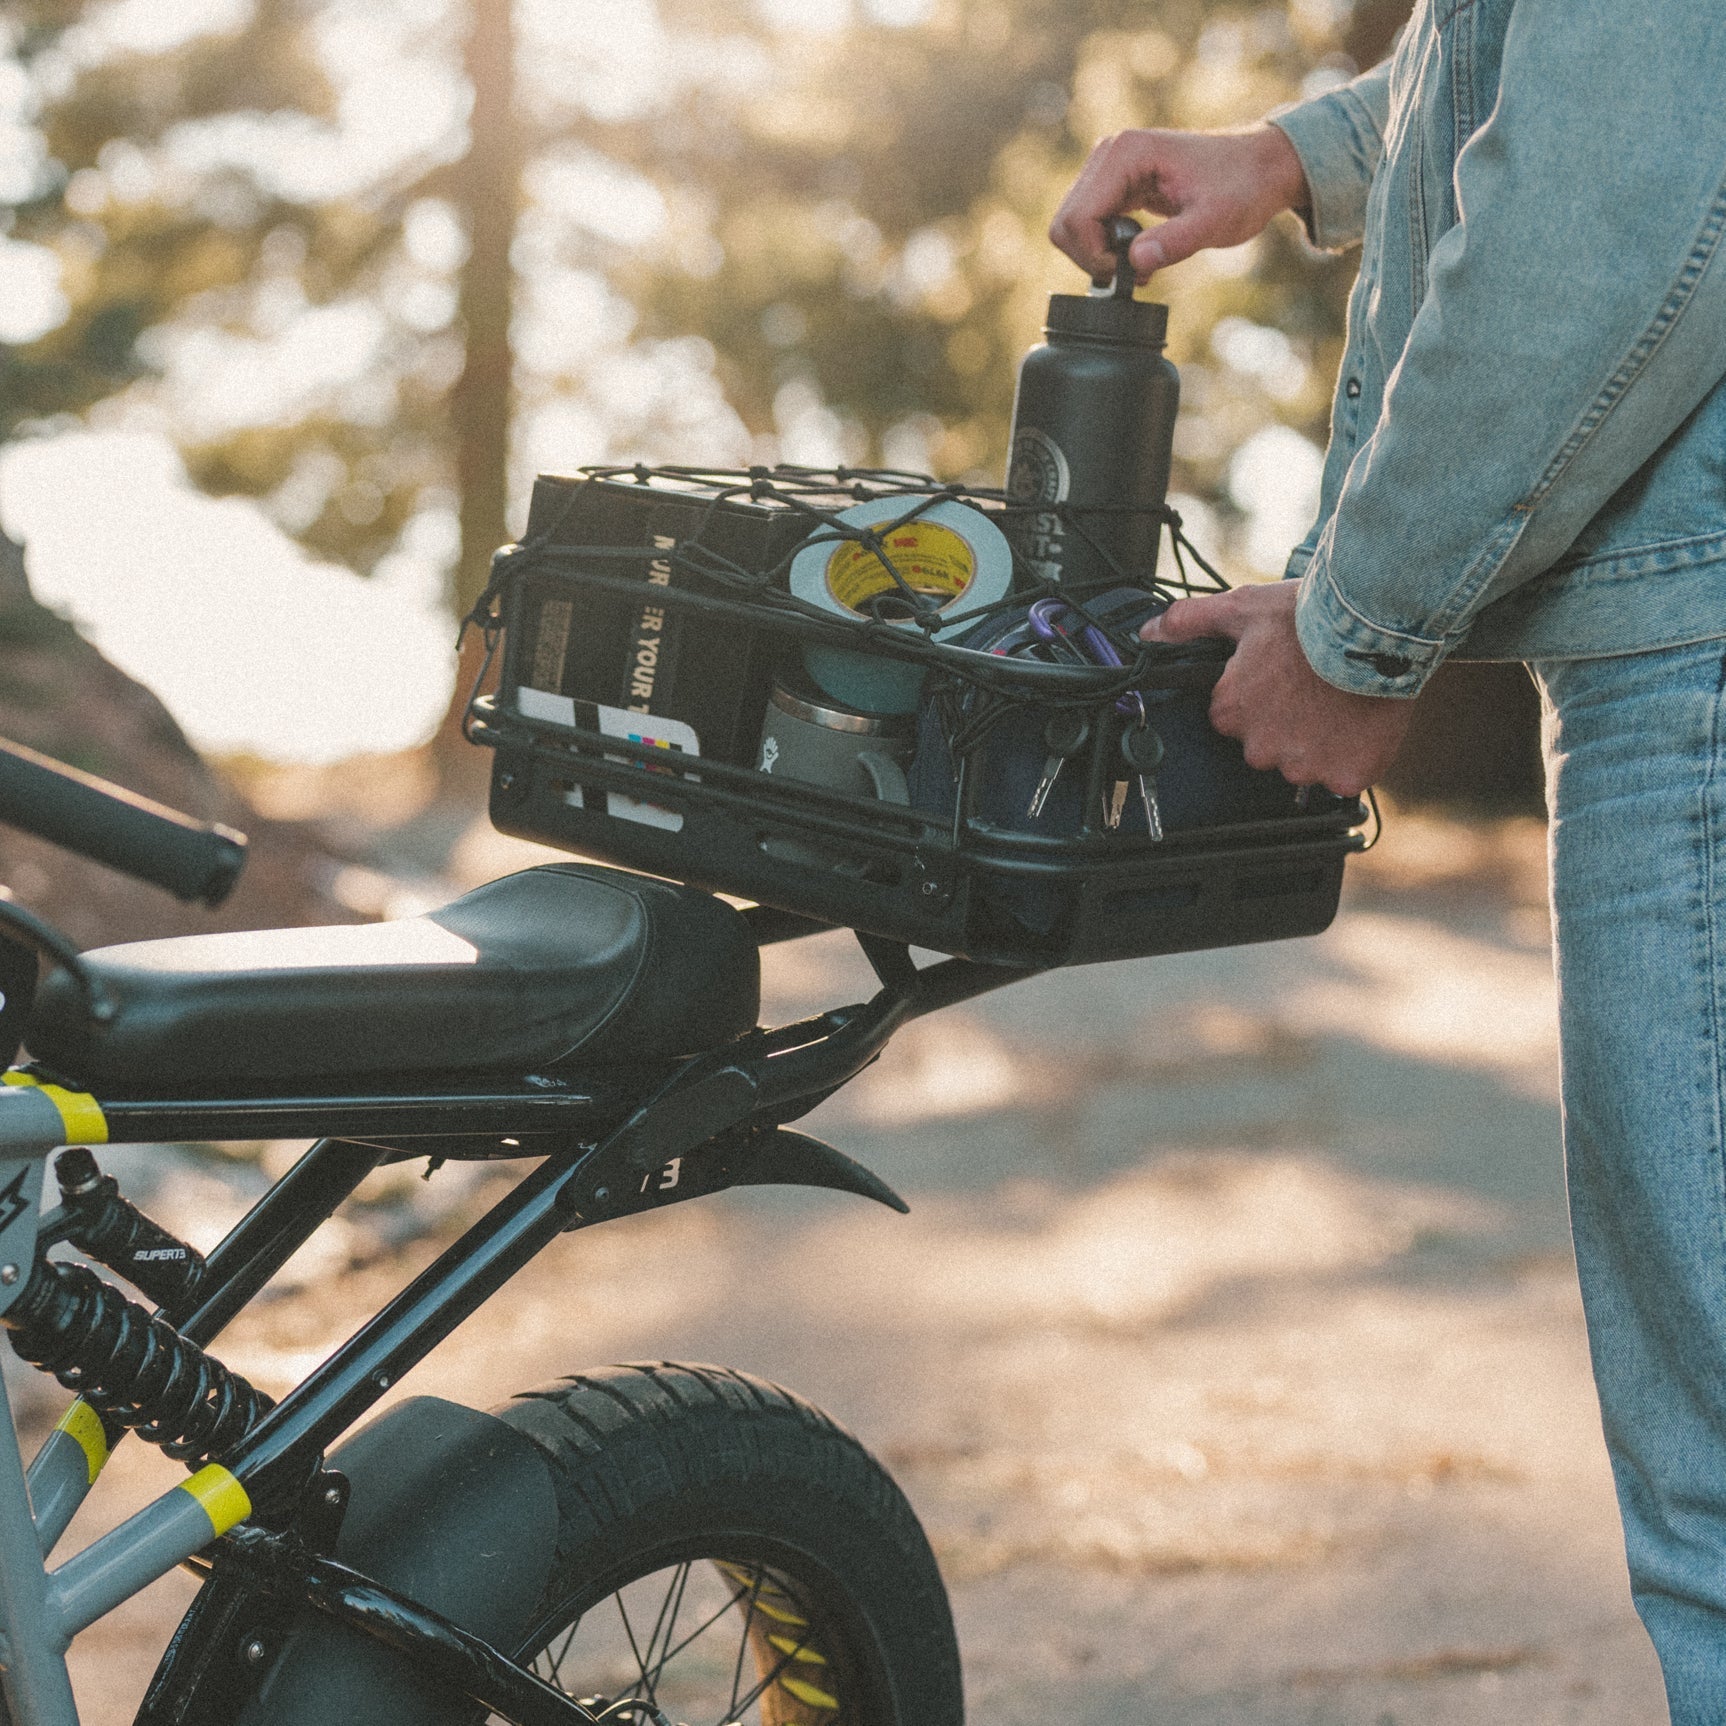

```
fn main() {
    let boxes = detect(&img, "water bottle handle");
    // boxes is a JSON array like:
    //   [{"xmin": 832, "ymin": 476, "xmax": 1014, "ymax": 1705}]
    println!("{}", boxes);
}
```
[
  {"xmin": 1095, "ymin": 215, "xmax": 1142, "ymax": 299},
  {"xmin": 857, "ymin": 750, "xmax": 910, "ymax": 806}
]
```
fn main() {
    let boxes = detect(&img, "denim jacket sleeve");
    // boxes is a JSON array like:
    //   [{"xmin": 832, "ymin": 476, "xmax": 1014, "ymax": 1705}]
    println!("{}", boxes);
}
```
[
  {"xmin": 1267, "ymin": 60, "xmax": 1392, "ymax": 252},
  {"xmin": 1295, "ymin": 0, "xmax": 1726, "ymax": 697}
]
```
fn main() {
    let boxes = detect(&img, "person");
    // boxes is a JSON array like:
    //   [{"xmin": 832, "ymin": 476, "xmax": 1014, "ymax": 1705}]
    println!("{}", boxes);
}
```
[{"xmin": 1049, "ymin": 3, "xmax": 1726, "ymax": 1718}]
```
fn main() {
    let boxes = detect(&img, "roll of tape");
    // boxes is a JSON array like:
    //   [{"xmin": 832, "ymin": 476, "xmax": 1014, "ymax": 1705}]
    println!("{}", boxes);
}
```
[{"xmin": 788, "ymin": 497, "xmax": 1013, "ymax": 714}]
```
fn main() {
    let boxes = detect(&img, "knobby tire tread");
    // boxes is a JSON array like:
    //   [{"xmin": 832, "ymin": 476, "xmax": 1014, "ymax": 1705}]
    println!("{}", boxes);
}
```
[{"xmin": 494, "ymin": 1361, "xmax": 962, "ymax": 1726}]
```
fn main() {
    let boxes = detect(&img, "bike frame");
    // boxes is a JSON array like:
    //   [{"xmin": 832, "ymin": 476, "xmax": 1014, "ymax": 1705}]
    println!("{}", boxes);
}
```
[{"xmin": 0, "ymin": 922, "xmax": 1031, "ymax": 1726}]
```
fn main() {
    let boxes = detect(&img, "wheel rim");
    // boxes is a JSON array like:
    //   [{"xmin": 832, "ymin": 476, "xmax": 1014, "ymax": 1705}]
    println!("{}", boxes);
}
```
[{"xmin": 507, "ymin": 1547, "xmax": 882, "ymax": 1726}]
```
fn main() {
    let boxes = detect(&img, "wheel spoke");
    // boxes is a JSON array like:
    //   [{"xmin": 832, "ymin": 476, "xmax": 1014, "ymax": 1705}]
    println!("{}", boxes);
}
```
[
  {"xmin": 526, "ymin": 1558, "xmax": 849, "ymax": 1724},
  {"xmin": 533, "ymin": 1573, "xmax": 761, "ymax": 1706},
  {"xmin": 728, "ymin": 1620, "xmax": 819, "ymax": 1722},
  {"xmin": 727, "ymin": 1569, "xmax": 767, "ymax": 1718},
  {"xmin": 543, "ymin": 1618, "xmax": 581, "ymax": 1689},
  {"xmin": 639, "ymin": 1574, "xmax": 752, "ymax": 1691},
  {"xmin": 636, "ymin": 1562, "xmax": 691, "ymax": 1703},
  {"xmin": 615, "ymin": 1590, "xmax": 652, "ymax": 1698}
]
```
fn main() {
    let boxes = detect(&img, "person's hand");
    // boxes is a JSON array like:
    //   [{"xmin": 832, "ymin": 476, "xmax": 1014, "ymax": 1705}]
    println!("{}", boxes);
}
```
[
  {"xmin": 1049, "ymin": 126, "xmax": 1311, "ymax": 283},
  {"xmin": 1141, "ymin": 583, "xmax": 1415, "ymax": 797}
]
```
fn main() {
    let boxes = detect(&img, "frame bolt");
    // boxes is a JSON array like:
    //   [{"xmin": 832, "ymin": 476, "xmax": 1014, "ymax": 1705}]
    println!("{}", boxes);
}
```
[
  {"xmin": 241, "ymin": 1638, "xmax": 268, "ymax": 1667},
  {"xmin": 323, "ymin": 1484, "xmax": 343, "ymax": 1507},
  {"xmin": 0, "ymin": 1265, "xmax": 17, "ymax": 1287},
  {"xmin": 374, "ymin": 1372, "xmax": 391, "ymax": 1391},
  {"xmin": 593, "ymin": 1187, "xmax": 609, "ymax": 1204}
]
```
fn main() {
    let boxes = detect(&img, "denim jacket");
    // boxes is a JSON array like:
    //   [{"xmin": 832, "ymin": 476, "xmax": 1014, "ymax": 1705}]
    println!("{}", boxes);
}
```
[{"xmin": 1269, "ymin": 0, "xmax": 1726, "ymax": 695}]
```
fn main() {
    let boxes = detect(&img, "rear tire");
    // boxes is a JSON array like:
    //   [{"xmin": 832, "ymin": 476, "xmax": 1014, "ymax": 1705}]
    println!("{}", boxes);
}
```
[{"xmin": 491, "ymin": 1361, "xmax": 963, "ymax": 1726}]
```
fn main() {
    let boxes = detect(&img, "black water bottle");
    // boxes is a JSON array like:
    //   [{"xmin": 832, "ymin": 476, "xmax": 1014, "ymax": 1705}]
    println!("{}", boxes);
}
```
[{"xmin": 1005, "ymin": 216, "xmax": 1179, "ymax": 596}]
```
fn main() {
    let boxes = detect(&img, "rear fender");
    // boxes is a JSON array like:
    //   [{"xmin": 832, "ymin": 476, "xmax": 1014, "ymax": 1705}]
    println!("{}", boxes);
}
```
[
  {"xmin": 582, "ymin": 1123, "xmax": 908, "ymax": 1224},
  {"xmin": 140, "ymin": 1395, "xmax": 558, "ymax": 1726}
]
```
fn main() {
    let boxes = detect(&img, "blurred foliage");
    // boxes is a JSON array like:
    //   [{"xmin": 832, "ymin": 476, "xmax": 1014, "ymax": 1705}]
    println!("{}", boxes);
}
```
[
  {"xmin": 1, "ymin": 0, "xmax": 470, "ymax": 589},
  {"xmin": 595, "ymin": 0, "xmax": 1410, "ymax": 534},
  {"xmin": 0, "ymin": 0, "xmax": 1410, "ymax": 625}
]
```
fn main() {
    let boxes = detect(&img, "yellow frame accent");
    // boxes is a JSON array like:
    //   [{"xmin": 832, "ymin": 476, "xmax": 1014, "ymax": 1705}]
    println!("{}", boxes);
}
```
[
  {"xmin": 54, "ymin": 1399, "xmax": 108, "ymax": 1484},
  {"xmin": 179, "ymin": 1465, "xmax": 252, "ymax": 1536},
  {"xmin": 2, "ymin": 1072, "xmax": 108, "ymax": 1144}
]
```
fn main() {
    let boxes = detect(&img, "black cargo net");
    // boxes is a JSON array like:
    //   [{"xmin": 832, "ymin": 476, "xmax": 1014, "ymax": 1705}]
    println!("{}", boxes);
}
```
[{"xmin": 461, "ymin": 464, "xmax": 1232, "ymax": 733}]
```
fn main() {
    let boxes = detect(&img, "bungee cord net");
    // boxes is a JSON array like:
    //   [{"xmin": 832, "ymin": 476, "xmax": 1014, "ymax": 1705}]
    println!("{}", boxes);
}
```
[{"xmin": 462, "ymin": 463, "xmax": 1233, "ymax": 738}]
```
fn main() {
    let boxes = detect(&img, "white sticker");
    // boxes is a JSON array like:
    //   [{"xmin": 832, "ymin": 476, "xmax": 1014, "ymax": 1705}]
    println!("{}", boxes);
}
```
[
  {"xmin": 516, "ymin": 688, "xmax": 698, "ymax": 831},
  {"xmin": 517, "ymin": 686, "xmax": 577, "ymax": 727}
]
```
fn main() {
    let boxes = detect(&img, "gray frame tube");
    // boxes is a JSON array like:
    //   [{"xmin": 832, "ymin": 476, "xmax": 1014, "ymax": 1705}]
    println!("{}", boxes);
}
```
[
  {"xmin": 0, "ymin": 1375, "xmax": 78, "ymax": 1726},
  {"xmin": 29, "ymin": 1420, "xmax": 101, "ymax": 1557},
  {"xmin": 49, "ymin": 1471, "xmax": 245, "ymax": 1645}
]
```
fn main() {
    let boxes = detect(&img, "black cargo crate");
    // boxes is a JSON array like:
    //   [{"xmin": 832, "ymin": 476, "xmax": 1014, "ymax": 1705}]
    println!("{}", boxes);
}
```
[{"xmin": 467, "ymin": 465, "xmax": 1366, "ymax": 969}]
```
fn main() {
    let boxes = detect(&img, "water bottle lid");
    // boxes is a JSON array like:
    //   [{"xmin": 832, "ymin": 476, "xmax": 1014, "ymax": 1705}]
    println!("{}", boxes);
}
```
[{"xmin": 1045, "ymin": 292, "xmax": 1169, "ymax": 347}]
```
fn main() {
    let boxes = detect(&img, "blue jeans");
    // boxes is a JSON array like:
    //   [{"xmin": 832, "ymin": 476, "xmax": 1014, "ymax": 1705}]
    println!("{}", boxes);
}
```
[{"xmin": 1537, "ymin": 639, "xmax": 1726, "ymax": 1722}]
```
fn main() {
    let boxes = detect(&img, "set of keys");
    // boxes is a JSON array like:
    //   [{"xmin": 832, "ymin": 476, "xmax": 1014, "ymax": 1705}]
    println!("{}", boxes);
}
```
[
  {"xmin": 1026, "ymin": 698, "xmax": 1165, "ymax": 841},
  {"xmin": 1026, "ymin": 710, "xmax": 1089, "ymax": 819}
]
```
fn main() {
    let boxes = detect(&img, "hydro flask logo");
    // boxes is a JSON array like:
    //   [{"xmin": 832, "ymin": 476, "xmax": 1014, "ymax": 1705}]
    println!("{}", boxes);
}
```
[{"xmin": 1007, "ymin": 428, "xmax": 1070, "ymax": 584}]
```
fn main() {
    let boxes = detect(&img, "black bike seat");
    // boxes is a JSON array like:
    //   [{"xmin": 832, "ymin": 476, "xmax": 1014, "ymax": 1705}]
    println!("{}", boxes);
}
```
[{"xmin": 27, "ymin": 864, "xmax": 760, "ymax": 1092}]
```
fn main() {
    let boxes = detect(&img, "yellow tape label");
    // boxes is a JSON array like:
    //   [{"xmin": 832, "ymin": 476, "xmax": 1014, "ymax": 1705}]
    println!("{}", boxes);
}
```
[
  {"xmin": 179, "ymin": 1465, "xmax": 252, "ymax": 1536},
  {"xmin": 2, "ymin": 1073, "xmax": 107, "ymax": 1144},
  {"xmin": 824, "ymin": 520, "xmax": 975, "ymax": 615},
  {"xmin": 55, "ymin": 1399, "xmax": 107, "ymax": 1485}
]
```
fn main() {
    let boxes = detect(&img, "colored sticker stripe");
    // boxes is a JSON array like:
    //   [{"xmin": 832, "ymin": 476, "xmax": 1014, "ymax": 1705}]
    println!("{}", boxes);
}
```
[
  {"xmin": 2, "ymin": 1074, "xmax": 107, "ymax": 1145},
  {"xmin": 55, "ymin": 1399, "xmax": 107, "ymax": 1485},
  {"xmin": 747, "ymin": 1596, "xmax": 809, "ymax": 1627},
  {"xmin": 768, "ymin": 1634, "xmax": 828, "ymax": 1665},
  {"xmin": 778, "ymin": 1676, "xmax": 839, "ymax": 1711},
  {"xmin": 179, "ymin": 1465, "xmax": 251, "ymax": 1536},
  {"xmin": 714, "ymin": 1562, "xmax": 811, "ymax": 1628}
]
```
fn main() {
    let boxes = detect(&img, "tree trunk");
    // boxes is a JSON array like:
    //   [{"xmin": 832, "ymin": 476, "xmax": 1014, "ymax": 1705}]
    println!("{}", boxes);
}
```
[
  {"xmin": 1346, "ymin": 0, "xmax": 1414, "ymax": 67},
  {"xmin": 435, "ymin": 0, "xmax": 521, "ymax": 803}
]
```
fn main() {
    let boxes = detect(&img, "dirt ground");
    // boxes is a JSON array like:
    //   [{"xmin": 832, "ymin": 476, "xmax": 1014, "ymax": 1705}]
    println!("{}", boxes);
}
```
[{"xmin": 30, "ymin": 811, "xmax": 1671, "ymax": 1725}]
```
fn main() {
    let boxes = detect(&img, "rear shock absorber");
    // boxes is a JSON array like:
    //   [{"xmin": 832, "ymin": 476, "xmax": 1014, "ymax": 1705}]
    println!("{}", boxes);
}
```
[
  {"xmin": 51, "ymin": 1146, "xmax": 207, "ymax": 1311},
  {"xmin": 6, "ymin": 1257, "xmax": 272, "ymax": 1464},
  {"xmin": 5, "ymin": 1257, "xmax": 272, "ymax": 1464},
  {"xmin": 5, "ymin": 1150, "xmax": 269, "ymax": 1466}
]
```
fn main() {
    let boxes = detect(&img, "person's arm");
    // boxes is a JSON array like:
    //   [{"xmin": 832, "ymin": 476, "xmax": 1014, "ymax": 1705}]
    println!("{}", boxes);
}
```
[
  {"xmin": 1297, "ymin": 0, "xmax": 1726, "ymax": 697},
  {"xmin": 1267, "ymin": 57, "xmax": 1394, "ymax": 253}
]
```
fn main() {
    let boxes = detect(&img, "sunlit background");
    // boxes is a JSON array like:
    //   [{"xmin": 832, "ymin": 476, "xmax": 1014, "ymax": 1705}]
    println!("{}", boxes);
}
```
[
  {"xmin": 0, "ymin": 11, "xmax": 1651, "ymax": 1724},
  {"xmin": 0, "ymin": 0, "xmax": 1366, "ymax": 765}
]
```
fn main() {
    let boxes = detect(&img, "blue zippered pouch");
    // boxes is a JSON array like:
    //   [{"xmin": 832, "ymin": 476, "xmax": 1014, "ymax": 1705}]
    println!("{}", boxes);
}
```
[{"xmin": 908, "ymin": 586, "xmax": 1335, "ymax": 839}]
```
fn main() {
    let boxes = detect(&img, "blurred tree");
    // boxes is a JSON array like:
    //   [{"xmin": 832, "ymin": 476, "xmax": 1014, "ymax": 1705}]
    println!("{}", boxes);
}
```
[
  {"xmin": 0, "ymin": 0, "xmax": 520, "ymax": 783},
  {"xmin": 4, "ymin": 0, "xmax": 1381, "ymax": 612},
  {"xmin": 3, "ymin": 0, "xmax": 436, "ymax": 576},
  {"xmin": 591, "ymin": 0, "xmax": 1384, "ymax": 543},
  {"xmin": 8, "ymin": 0, "xmax": 1533, "ymax": 814}
]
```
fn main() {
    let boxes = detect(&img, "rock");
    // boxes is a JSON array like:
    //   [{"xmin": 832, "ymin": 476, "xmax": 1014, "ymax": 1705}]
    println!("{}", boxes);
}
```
[{"xmin": 0, "ymin": 520, "xmax": 355, "ymax": 952}]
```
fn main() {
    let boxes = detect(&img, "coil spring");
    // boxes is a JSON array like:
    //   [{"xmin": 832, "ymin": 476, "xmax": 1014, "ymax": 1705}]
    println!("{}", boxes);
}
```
[{"xmin": 6, "ymin": 1258, "xmax": 272, "ymax": 1464}]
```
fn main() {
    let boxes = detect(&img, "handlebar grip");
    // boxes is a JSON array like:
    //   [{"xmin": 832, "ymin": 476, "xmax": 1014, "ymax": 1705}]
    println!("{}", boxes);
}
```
[{"xmin": 0, "ymin": 739, "xmax": 246, "ymax": 906}]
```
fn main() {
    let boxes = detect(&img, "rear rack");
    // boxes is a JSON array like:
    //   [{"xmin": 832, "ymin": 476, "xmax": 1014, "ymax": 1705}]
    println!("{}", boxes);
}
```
[{"xmin": 466, "ymin": 463, "xmax": 1366, "ymax": 967}]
